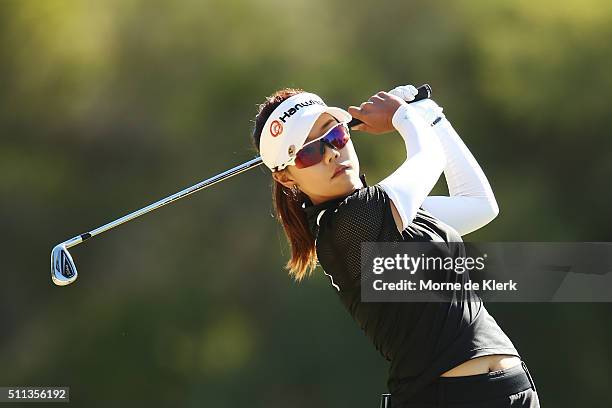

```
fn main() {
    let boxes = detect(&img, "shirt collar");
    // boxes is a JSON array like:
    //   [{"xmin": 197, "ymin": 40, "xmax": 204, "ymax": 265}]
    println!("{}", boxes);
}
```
[{"xmin": 303, "ymin": 173, "xmax": 368, "ymax": 236}]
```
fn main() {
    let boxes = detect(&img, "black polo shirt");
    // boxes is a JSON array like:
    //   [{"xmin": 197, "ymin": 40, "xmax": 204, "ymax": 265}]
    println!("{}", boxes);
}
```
[{"xmin": 303, "ymin": 173, "xmax": 520, "ymax": 404}]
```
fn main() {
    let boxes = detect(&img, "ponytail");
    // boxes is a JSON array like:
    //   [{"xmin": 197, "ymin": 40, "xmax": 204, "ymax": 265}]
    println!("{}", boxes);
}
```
[{"xmin": 251, "ymin": 88, "xmax": 318, "ymax": 281}]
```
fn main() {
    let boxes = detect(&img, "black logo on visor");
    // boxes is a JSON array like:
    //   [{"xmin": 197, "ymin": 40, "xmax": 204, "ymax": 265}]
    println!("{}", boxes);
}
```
[{"xmin": 278, "ymin": 100, "xmax": 325, "ymax": 123}]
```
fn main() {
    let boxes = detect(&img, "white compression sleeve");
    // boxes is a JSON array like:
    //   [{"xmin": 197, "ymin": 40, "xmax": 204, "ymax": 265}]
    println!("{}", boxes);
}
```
[
  {"xmin": 411, "ymin": 99, "xmax": 500, "ymax": 236},
  {"xmin": 378, "ymin": 103, "xmax": 447, "ymax": 232}
]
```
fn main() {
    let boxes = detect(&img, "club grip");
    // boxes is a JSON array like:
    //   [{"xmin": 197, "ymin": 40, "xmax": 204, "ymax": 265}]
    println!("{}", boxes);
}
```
[{"xmin": 347, "ymin": 84, "xmax": 432, "ymax": 129}]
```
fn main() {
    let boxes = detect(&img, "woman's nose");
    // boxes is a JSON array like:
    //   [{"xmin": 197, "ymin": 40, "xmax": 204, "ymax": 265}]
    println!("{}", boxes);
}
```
[{"xmin": 324, "ymin": 142, "xmax": 340, "ymax": 161}]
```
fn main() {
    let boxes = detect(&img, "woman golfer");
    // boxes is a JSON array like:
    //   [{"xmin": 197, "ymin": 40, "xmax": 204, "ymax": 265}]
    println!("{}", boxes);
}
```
[{"xmin": 251, "ymin": 85, "xmax": 540, "ymax": 407}]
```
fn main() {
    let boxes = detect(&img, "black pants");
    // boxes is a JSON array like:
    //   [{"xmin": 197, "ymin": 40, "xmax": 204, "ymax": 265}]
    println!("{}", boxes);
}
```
[{"xmin": 380, "ymin": 360, "xmax": 540, "ymax": 408}]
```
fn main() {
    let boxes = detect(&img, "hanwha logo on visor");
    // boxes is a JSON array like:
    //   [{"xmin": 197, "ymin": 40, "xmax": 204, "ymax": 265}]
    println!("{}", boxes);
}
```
[{"xmin": 270, "ymin": 120, "xmax": 283, "ymax": 137}]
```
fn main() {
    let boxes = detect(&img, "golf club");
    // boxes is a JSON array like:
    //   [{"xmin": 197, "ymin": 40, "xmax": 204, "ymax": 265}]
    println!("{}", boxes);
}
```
[{"xmin": 51, "ymin": 84, "xmax": 434, "ymax": 286}]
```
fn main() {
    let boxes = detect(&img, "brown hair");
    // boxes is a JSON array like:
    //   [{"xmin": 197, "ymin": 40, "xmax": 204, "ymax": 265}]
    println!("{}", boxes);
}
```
[{"xmin": 251, "ymin": 87, "xmax": 318, "ymax": 282}]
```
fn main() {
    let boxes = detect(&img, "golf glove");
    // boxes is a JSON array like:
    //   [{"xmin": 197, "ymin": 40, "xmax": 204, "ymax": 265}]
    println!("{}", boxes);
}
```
[{"xmin": 389, "ymin": 84, "xmax": 446, "ymax": 126}]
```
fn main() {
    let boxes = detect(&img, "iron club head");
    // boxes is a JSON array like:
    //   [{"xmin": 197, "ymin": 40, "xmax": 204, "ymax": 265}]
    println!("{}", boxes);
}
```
[{"xmin": 51, "ymin": 244, "xmax": 78, "ymax": 286}]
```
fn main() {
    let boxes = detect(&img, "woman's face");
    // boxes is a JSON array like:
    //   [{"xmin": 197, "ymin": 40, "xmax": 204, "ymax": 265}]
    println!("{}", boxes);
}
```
[{"xmin": 272, "ymin": 113, "xmax": 363, "ymax": 205}]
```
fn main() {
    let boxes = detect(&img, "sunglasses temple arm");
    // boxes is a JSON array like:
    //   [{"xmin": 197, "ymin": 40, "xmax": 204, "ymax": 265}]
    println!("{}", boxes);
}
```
[{"xmin": 347, "ymin": 83, "xmax": 433, "ymax": 130}]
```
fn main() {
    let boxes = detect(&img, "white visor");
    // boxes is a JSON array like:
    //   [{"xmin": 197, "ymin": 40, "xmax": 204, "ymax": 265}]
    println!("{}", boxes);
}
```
[{"xmin": 259, "ymin": 92, "xmax": 352, "ymax": 171}]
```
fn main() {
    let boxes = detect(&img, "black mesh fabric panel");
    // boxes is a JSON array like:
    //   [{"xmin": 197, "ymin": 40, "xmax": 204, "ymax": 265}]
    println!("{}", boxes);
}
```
[{"xmin": 303, "ymin": 175, "xmax": 520, "ymax": 405}]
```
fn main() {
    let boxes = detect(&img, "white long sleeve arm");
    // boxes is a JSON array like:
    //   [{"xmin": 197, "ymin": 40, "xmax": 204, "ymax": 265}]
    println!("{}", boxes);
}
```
[
  {"xmin": 410, "ymin": 99, "xmax": 500, "ymax": 236},
  {"xmin": 378, "ymin": 103, "xmax": 447, "ymax": 232}
]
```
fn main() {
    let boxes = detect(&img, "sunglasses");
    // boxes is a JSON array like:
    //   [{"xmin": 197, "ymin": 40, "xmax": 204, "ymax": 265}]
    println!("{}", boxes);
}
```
[{"xmin": 282, "ymin": 122, "xmax": 351, "ymax": 170}]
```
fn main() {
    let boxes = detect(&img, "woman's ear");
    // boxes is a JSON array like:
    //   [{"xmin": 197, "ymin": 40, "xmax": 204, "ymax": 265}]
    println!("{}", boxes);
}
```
[{"xmin": 272, "ymin": 169, "xmax": 297, "ymax": 190}]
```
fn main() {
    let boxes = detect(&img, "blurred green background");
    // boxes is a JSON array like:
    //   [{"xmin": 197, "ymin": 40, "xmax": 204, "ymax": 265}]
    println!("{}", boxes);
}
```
[{"xmin": 1, "ymin": 0, "xmax": 611, "ymax": 406}]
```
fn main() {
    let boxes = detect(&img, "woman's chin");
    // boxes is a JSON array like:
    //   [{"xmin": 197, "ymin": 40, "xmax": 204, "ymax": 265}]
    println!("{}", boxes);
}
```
[{"xmin": 332, "ymin": 172, "xmax": 361, "ymax": 191}]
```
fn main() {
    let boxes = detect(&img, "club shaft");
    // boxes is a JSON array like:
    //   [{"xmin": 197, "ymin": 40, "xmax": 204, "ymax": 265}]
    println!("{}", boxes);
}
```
[
  {"xmin": 62, "ymin": 156, "xmax": 264, "ymax": 249},
  {"xmin": 60, "ymin": 84, "xmax": 434, "ymax": 250}
]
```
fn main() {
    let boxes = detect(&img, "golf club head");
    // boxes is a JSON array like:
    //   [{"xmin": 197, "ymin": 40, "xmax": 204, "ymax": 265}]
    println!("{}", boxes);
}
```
[{"xmin": 51, "ymin": 244, "xmax": 78, "ymax": 286}]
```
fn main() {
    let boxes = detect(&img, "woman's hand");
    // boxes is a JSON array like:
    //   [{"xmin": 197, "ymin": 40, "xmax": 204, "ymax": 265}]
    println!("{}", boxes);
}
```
[{"xmin": 347, "ymin": 91, "xmax": 407, "ymax": 134}]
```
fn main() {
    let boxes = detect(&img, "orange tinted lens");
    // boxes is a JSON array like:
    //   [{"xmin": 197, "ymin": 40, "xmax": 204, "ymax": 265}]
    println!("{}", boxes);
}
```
[
  {"xmin": 325, "ymin": 123, "xmax": 350, "ymax": 149},
  {"xmin": 294, "ymin": 123, "xmax": 350, "ymax": 169},
  {"xmin": 294, "ymin": 142, "xmax": 325, "ymax": 169}
]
